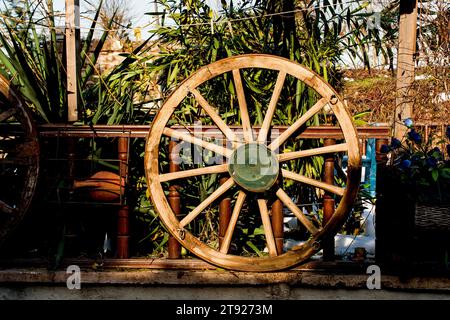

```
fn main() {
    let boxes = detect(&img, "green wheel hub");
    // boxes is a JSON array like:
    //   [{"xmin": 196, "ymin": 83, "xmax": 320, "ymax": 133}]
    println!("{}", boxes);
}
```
[{"xmin": 228, "ymin": 143, "xmax": 279, "ymax": 193}]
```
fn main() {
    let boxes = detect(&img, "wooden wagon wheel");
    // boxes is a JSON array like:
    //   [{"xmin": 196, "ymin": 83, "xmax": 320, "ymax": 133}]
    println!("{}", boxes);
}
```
[
  {"xmin": 0, "ymin": 75, "xmax": 39, "ymax": 245},
  {"xmin": 145, "ymin": 54, "xmax": 361, "ymax": 271}
]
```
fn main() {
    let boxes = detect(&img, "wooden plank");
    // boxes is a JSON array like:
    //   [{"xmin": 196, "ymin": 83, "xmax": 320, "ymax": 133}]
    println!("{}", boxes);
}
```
[
  {"xmin": 394, "ymin": 0, "xmax": 418, "ymax": 140},
  {"xmin": 0, "ymin": 257, "xmax": 437, "ymax": 274},
  {"xmin": 66, "ymin": 0, "xmax": 81, "ymax": 122},
  {"xmin": 0, "ymin": 268, "xmax": 355, "ymax": 286},
  {"xmin": 37, "ymin": 124, "xmax": 391, "ymax": 139}
]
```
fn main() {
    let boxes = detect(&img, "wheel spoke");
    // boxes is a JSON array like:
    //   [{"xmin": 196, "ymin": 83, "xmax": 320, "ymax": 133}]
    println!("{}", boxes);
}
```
[
  {"xmin": 0, "ymin": 200, "xmax": 16, "ymax": 215},
  {"xmin": 163, "ymin": 127, "xmax": 232, "ymax": 158},
  {"xmin": 159, "ymin": 164, "xmax": 229, "ymax": 183},
  {"xmin": 180, "ymin": 178, "xmax": 235, "ymax": 228},
  {"xmin": 0, "ymin": 108, "xmax": 17, "ymax": 122},
  {"xmin": 232, "ymin": 69, "xmax": 253, "ymax": 142},
  {"xmin": 258, "ymin": 71, "xmax": 286, "ymax": 143},
  {"xmin": 190, "ymin": 89, "xmax": 240, "ymax": 146},
  {"xmin": 281, "ymin": 169, "xmax": 345, "ymax": 196},
  {"xmin": 269, "ymin": 97, "xmax": 329, "ymax": 151},
  {"xmin": 278, "ymin": 143, "xmax": 348, "ymax": 162},
  {"xmin": 257, "ymin": 199, "xmax": 278, "ymax": 257},
  {"xmin": 220, "ymin": 191, "xmax": 246, "ymax": 254},
  {"xmin": 276, "ymin": 188, "xmax": 319, "ymax": 235}
]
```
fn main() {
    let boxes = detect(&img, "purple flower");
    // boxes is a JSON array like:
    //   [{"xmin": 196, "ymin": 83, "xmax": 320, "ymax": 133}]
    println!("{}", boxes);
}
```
[
  {"xmin": 408, "ymin": 129, "xmax": 422, "ymax": 144},
  {"xmin": 404, "ymin": 118, "xmax": 414, "ymax": 128},
  {"xmin": 380, "ymin": 144, "xmax": 390, "ymax": 153},
  {"xmin": 390, "ymin": 138, "xmax": 402, "ymax": 149},
  {"xmin": 400, "ymin": 159, "xmax": 412, "ymax": 169}
]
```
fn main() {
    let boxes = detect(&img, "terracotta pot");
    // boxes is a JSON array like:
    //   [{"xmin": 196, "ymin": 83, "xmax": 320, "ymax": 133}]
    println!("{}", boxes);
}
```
[{"xmin": 73, "ymin": 171, "xmax": 125, "ymax": 202}]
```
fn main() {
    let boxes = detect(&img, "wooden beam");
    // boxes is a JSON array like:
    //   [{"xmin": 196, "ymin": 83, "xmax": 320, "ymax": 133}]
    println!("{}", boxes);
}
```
[
  {"xmin": 65, "ymin": 0, "xmax": 81, "ymax": 122},
  {"xmin": 36, "ymin": 124, "xmax": 392, "ymax": 139},
  {"xmin": 394, "ymin": 0, "xmax": 418, "ymax": 140}
]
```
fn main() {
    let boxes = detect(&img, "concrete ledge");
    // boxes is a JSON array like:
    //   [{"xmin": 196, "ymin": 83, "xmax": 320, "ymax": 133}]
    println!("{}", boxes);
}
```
[
  {"xmin": 1, "ymin": 258, "xmax": 449, "ymax": 299},
  {"xmin": 2, "ymin": 284, "xmax": 450, "ymax": 300},
  {"xmin": 1, "ymin": 267, "xmax": 449, "ymax": 300},
  {"xmin": 0, "ymin": 268, "xmax": 449, "ymax": 292}
]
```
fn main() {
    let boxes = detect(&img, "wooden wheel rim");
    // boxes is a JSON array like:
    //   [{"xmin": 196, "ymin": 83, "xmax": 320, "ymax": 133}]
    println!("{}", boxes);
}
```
[
  {"xmin": 0, "ymin": 75, "xmax": 39, "ymax": 246},
  {"xmin": 145, "ymin": 54, "xmax": 361, "ymax": 271}
]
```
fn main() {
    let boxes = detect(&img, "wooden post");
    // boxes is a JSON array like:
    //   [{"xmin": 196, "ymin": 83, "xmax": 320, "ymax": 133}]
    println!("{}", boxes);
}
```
[
  {"xmin": 219, "ymin": 138, "xmax": 232, "ymax": 248},
  {"xmin": 394, "ymin": 0, "xmax": 418, "ymax": 140},
  {"xmin": 322, "ymin": 138, "xmax": 336, "ymax": 261},
  {"xmin": 168, "ymin": 140, "xmax": 182, "ymax": 259},
  {"xmin": 360, "ymin": 139, "xmax": 366, "ymax": 157},
  {"xmin": 65, "ymin": 0, "xmax": 81, "ymax": 122},
  {"xmin": 271, "ymin": 199, "xmax": 284, "ymax": 255},
  {"xmin": 218, "ymin": 176, "xmax": 232, "ymax": 248},
  {"xmin": 423, "ymin": 125, "xmax": 429, "ymax": 144},
  {"xmin": 117, "ymin": 137, "xmax": 129, "ymax": 258}
]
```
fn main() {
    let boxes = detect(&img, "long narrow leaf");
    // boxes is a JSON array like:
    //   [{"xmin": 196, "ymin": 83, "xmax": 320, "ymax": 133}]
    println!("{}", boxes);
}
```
[{"xmin": 80, "ymin": 0, "xmax": 104, "ymax": 68}]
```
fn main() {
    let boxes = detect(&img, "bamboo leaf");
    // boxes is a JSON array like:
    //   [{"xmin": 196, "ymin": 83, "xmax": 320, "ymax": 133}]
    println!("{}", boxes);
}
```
[
  {"xmin": 81, "ymin": 0, "xmax": 104, "ymax": 69},
  {"xmin": 81, "ymin": 11, "xmax": 117, "ymax": 87}
]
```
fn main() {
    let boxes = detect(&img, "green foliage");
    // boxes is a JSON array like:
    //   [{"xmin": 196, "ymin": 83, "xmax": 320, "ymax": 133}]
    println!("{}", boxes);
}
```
[
  {"xmin": 83, "ymin": 38, "xmax": 158, "ymax": 125},
  {"xmin": 382, "ymin": 123, "xmax": 450, "ymax": 204},
  {"xmin": 86, "ymin": 0, "xmax": 385, "ymax": 128},
  {"xmin": 0, "ymin": 0, "xmax": 113, "ymax": 123}
]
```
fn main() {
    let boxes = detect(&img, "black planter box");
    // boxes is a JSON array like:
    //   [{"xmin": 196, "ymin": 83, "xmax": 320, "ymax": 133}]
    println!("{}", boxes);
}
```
[{"xmin": 375, "ymin": 166, "xmax": 450, "ymax": 272}]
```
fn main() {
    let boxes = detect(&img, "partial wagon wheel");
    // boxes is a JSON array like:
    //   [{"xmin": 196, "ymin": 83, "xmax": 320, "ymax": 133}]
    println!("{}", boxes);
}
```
[
  {"xmin": 0, "ymin": 75, "xmax": 39, "ymax": 245},
  {"xmin": 145, "ymin": 54, "xmax": 361, "ymax": 271}
]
